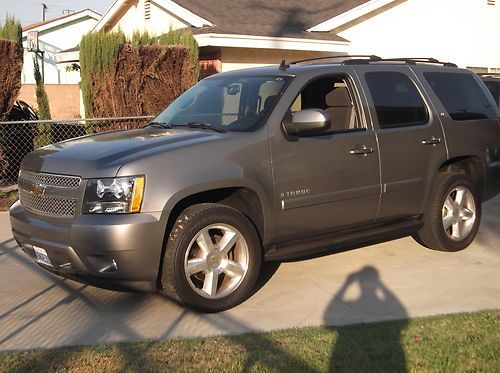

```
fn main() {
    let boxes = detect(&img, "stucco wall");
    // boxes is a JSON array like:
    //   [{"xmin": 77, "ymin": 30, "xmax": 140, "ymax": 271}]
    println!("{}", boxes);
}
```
[
  {"xmin": 110, "ymin": 0, "xmax": 188, "ymax": 37},
  {"xmin": 22, "ymin": 16, "xmax": 98, "ymax": 84},
  {"xmin": 18, "ymin": 84, "xmax": 81, "ymax": 119},
  {"xmin": 339, "ymin": 0, "xmax": 500, "ymax": 69},
  {"xmin": 220, "ymin": 48, "xmax": 337, "ymax": 72}
]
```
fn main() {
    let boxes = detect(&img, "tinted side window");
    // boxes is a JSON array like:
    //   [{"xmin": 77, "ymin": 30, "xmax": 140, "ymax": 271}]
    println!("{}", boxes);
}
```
[
  {"xmin": 483, "ymin": 80, "xmax": 500, "ymax": 107},
  {"xmin": 424, "ymin": 73, "xmax": 497, "ymax": 120},
  {"xmin": 365, "ymin": 72, "xmax": 428, "ymax": 128}
]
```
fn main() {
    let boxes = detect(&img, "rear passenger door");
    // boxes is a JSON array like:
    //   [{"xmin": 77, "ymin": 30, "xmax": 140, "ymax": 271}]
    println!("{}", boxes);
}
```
[{"xmin": 355, "ymin": 67, "xmax": 447, "ymax": 220}]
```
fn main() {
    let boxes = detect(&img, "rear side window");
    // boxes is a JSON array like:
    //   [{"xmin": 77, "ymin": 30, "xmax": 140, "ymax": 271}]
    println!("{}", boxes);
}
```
[
  {"xmin": 424, "ymin": 72, "xmax": 497, "ymax": 121},
  {"xmin": 365, "ymin": 72, "xmax": 428, "ymax": 128}
]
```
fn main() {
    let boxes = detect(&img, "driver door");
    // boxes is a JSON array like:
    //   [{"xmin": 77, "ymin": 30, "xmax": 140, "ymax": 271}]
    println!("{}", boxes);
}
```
[{"xmin": 269, "ymin": 71, "xmax": 381, "ymax": 243}]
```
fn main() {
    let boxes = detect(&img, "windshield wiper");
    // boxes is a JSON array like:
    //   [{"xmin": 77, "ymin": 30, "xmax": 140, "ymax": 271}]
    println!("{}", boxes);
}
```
[
  {"xmin": 145, "ymin": 121, "xmax": 226, "ymax": 133},
  {"xmin": 143, "ymin": 121, "xmax": 172, "ymax": 129},
  {"xmin": 171, "ymin": 122, "xmax": 226, "ymax": 133}
]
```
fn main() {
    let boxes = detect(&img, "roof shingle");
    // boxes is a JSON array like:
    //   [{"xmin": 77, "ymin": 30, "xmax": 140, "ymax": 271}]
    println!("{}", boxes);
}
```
[{"xmin": 175, "ymin": 0, "xmax": 370, "ymax": 41}]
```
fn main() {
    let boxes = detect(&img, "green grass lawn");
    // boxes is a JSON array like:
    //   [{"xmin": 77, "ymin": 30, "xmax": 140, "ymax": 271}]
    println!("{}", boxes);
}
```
[{"xmin": 1, "ymin": 311, "xmax": 498, "ymax": 372}]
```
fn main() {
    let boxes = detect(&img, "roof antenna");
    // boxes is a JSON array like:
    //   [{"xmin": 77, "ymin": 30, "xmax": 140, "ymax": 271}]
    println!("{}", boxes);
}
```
[
  {"xmin": 279, "ymin": 59, "xmax": 290, "ymax": 71},
  {"xmin": 42, "ymin": 3, "xmax": 48, "ymax": 21}
]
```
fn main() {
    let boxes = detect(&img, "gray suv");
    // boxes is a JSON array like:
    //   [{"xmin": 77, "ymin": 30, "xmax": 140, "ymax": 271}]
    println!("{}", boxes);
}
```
[{"xmin": 10, "ymin": 56, "xmax": 500, "ymax": 312}]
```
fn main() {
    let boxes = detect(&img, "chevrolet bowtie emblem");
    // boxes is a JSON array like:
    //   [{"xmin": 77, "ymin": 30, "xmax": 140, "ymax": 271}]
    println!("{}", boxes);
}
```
[{"xmin": 29, "ymin": 183, "xmax": 46, "ymax": 197}]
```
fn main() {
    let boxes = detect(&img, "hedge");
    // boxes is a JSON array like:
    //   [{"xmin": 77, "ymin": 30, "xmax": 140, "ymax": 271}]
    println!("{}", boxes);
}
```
[{"xmin": 80, "ymin": 29, "xmax": 199, "ymax": 119}]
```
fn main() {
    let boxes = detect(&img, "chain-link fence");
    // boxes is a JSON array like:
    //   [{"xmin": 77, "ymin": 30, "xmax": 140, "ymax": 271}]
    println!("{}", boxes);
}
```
[{"xmin": 0, "ymin": 116, "xmax": 154, "ymax": 190}]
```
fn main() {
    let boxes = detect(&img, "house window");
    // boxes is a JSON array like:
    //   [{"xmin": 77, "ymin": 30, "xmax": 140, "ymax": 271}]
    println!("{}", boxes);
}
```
[{"xmin": 145, "ymin": 0, "xmax": 151, "ymax": 20}]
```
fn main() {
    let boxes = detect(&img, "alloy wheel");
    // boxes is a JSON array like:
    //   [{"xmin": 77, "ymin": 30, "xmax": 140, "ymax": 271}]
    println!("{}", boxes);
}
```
[
  {"xmin": 442, "ymin": 186, "xmax": 476, "ymax": 241},
  {"xmin": 184, "ymin": 224, "xmax": 249, "ymax": 299}
]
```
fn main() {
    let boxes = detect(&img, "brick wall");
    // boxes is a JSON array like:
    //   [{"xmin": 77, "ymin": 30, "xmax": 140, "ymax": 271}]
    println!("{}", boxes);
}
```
[{"xmin": 18, "ymin": 84, "xmax": 81, "ymax": 119}]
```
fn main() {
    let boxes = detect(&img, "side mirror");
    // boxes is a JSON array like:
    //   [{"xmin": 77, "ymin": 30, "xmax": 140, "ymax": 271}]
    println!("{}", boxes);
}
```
[{"xmin": 283, "ymin": 109, "xmax": 331, "ymax": 136}]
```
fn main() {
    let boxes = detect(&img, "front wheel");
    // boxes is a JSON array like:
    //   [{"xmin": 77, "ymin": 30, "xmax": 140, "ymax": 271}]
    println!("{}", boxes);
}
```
[
  {"xmin": 160, "ymin": 203, "xmax": 262, "ymax": 312},
  {"xmin": 413, "ymin": 173, "xmax": 481, "ymax": 252}
]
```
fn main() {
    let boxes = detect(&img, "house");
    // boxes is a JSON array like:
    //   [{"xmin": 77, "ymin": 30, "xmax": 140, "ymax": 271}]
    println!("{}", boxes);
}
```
[
  {"xmin": 88, "ymin": 0, "xmax": 500, "ymax": 77},
  {"xmin": 19, "ymin": 9, "xmax": 100, "ymax": 118},
  {"xmin": 22, "ymin": 9, "xmax": 101, "ymax": 84}
]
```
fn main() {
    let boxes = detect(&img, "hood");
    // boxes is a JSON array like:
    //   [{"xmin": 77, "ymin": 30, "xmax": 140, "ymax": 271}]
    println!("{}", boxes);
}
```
[{"xmin": 21, "ymin": 128, "xmax": 224, "ymax": 178}]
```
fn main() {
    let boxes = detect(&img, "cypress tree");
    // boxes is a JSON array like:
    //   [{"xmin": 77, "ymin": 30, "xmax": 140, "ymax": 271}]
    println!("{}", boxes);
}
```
[
  {"xmin": 33, "ymin": 56, "xmax": 52, "ymax": 147},
  {"xmin": 0, "ymin": 15, "xmax": 22, "ymax": 48},
  {"xmin": 33, "ymin": 56, "xmax": 51, "ymax": 120}
]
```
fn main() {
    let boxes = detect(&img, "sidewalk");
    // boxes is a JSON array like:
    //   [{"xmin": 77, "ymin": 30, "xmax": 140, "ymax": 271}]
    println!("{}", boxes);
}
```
[{"xmin": 1, "ymin": 197, "xmax": 500, "ymax": 351}]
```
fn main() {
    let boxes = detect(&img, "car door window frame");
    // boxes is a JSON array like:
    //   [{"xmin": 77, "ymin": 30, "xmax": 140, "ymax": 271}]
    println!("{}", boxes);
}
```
[
  {"xmin": 281, "ymin": 73, "xmax": 369, "ymax": 138},
  {"xmin": 362, "ymin": 70, "xmax": 432, "ymax": 131}
]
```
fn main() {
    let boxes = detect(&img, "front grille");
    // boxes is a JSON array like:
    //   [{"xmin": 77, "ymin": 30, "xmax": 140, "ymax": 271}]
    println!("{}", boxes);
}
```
[
  {"xmin": 18, "ymin": 170, "xmax": 81, "ymax": 217},
  {"xmin": 19, "ymin": 190, "xmax": 77, "ymax": 217},
  {"xmin": 19, "ymin": 169, "xmax": 81, "ymax": 189}
]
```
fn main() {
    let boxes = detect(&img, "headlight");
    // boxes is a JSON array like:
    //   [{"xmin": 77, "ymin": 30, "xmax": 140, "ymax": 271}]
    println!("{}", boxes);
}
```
[{"xmin": 83, "ymin": 176, "xmax": 145, "ymax": 214}]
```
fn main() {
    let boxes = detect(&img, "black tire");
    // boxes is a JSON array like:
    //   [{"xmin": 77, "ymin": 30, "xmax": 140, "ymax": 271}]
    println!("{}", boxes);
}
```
[
  {"xmin": 160, "ymin": 203, "xmax": 262, "ymax": 312},
  {"xmin": 413, "ymin": 173, "xmax": 481, "ymax": 252}
]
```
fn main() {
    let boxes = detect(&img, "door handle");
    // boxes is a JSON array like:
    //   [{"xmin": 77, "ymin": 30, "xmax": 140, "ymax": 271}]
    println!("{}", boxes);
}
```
[
  {"xmin": 349, "ymin": 145, "xmax": 374, "ymax": 156},
  {"xmin": 421, "ymin": 136, "xmax": 441, "ymax": 145}
]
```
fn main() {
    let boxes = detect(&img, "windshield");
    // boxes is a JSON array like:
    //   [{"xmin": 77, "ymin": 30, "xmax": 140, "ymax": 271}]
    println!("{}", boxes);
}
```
[{"xmin": 153, "ymin": 75, "xmax": 290, "ymax": 132}]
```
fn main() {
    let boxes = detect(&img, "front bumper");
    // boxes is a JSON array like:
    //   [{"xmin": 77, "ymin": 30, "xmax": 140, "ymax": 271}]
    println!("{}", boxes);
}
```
[{"xmin": 9, "ymin": 201, "xmax": 165, "ymax": 292}]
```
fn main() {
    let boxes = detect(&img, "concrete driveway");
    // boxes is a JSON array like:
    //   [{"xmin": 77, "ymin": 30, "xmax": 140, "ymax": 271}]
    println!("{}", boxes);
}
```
[{"xmin": 1, "ymin": 197, "xmax": 500, "ymax": 351}]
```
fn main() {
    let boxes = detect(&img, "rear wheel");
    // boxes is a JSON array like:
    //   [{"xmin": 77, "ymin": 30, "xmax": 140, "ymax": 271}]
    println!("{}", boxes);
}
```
[
  {"xmin": 160, "ymin": 203, "xmax": 262, "ymax": 312},
  {"xmin": 413, "ymin": 173, "xmax": 481, "ymax": 251}
]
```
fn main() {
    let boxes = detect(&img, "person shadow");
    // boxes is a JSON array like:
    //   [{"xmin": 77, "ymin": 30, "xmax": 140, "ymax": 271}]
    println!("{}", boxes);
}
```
[{"xmin": 325, "ymin": 266, "xmax": 408, "ymax": 372}]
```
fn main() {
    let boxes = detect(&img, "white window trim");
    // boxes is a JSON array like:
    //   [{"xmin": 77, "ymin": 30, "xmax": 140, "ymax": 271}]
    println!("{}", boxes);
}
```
[{"xmin": 307, "ymin": 0, "xmax": 402, "ymax": 32}]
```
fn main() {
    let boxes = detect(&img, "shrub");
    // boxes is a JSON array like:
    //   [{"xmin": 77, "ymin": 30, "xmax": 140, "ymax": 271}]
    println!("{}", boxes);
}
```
[
  {"xmin": 158, "ymin": 28, "xmax": 199, "ymax": 80},
  {"xmin": 0, "ymin": 16, "xmax": 23, "ymax": 181},
  {"xmin": 80, "ymin": 29, "xmax": 198, "ymax": 119},
  {"xmin": 0, "ymin": 16, "xmax": 22, "ymax": 119},
  {"xmin": 80, "ymin": 31, "xmax": 127, "ymax": 117},
  {"xmin": 0, "ymin": 15, "xmax": 22, "ymax": 48}
]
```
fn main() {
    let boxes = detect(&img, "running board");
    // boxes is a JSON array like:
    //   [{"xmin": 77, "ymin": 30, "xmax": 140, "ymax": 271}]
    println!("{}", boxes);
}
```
[{"xmin": 264, "ymin": 216, "xmax": 423, "ymax": 261}]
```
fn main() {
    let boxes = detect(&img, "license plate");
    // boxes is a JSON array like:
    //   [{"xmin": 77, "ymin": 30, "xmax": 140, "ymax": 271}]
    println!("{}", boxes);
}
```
[{"xmin": 33, "ymin": 246, "xmax": 53, "ymax": 267}]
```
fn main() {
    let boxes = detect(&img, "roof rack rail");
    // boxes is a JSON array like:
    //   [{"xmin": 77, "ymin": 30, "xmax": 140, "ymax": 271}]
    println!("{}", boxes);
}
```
[
  {"xmin": 289, "ymin": 55, "xmax": 382, "ymax": 65},
  {"xmin": 279, "ymin": 55, "xmax": 381, "ymax": 71},
  {"xmin": 343, "ymin": 57, "xmax": 457, "ymax": 67},
  {"xmin": 278, "ymin": 56, "xmax": 457, "ymax": 70}
]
